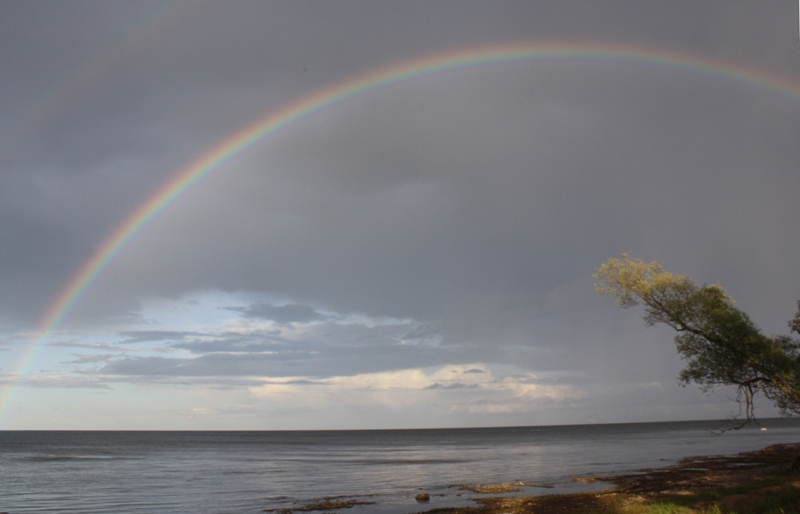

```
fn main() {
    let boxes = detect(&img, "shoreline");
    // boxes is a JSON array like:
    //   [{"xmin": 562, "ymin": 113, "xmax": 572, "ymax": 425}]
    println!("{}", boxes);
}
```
[{"xmin": 404, "ymin": 442, "xmax": 800, "ymax": 513}]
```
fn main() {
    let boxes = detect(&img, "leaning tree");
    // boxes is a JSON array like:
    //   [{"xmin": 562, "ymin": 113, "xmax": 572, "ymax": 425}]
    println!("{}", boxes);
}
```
[{"xmin": 594, "ymin": 254, "xmax": 800, "ymax": 426}]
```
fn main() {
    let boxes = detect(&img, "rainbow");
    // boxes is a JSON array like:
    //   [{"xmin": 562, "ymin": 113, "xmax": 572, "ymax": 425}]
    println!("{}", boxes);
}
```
[{"xmin": 4, "ymin": 41, "xmax": 800, "ymax": 424}]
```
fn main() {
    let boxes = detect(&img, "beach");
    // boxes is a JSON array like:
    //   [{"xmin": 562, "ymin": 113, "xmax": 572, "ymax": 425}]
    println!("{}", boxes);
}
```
[
  {"xmin": 404, "ymin": 442, "xmax": 800, "ymax": 514},
  {"xmin": 267, "ymin": 441, "xmax": 800, "ymax": 513}
]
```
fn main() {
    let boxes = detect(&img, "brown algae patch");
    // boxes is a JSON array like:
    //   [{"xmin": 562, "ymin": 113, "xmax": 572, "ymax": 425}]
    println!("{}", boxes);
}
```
[
  {"xmin": 264, "ymin": 498, "xmax": 374, "ymax": 513},
  {"xmin": 461, "ymin": 482, "xmax": 526, "ymax": 494}
]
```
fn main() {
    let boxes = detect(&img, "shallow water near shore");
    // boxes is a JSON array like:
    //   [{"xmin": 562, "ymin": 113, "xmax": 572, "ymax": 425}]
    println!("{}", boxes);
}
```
[{"xmin": 2, "ymin": 419, "xmax": 800, "ymax": 514}]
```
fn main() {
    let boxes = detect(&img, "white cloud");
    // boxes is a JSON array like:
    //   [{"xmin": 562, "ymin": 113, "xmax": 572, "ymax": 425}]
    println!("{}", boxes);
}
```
[{"xmin": 248, "ymin": 364, "xmax": 585, "ymax": 415}]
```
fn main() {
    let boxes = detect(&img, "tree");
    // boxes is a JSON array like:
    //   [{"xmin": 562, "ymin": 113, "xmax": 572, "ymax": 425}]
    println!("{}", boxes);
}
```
[{"xmin": 594, "ymin": 253, "xmax": 800, "ymax": 427}]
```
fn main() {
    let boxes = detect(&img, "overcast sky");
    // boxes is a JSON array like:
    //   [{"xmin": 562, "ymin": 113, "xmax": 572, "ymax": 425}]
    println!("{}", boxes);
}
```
[{"xmin": 1, "ymin": 1, "xmax": 799, "ymax": 430}]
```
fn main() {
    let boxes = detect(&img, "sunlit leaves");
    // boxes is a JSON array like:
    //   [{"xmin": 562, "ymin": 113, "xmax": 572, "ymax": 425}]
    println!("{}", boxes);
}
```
[{"xmin": 595, "ymin": 254, "xmax": 800, "ymax": 425}]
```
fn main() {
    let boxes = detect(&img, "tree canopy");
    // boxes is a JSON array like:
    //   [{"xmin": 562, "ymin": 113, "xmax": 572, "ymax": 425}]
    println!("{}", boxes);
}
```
[{"xmin": 594, "ymin": 254, "xmax": 800, "ymax": 426}]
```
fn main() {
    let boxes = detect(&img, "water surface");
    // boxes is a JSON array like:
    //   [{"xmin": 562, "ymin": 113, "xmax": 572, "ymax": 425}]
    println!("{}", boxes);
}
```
[{"xmin": 2, "ymin": 419, "xmax": 800, "ymax": 513}]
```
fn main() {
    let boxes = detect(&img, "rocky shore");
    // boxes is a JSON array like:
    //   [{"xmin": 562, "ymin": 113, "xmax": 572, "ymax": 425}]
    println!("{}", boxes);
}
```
[
  {"xmin": 267, "ymin": 442, "xmax": 800, "ymax": 514},
  {"xmin": 411, "ymin": 442, "xmax": 800, "ymax": 514}
]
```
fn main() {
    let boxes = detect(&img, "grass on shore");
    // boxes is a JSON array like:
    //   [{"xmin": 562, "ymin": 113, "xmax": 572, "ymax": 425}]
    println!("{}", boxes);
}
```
[{"xmin": 603, "ymin": 471, "xmax": 800, "ymax": 514}]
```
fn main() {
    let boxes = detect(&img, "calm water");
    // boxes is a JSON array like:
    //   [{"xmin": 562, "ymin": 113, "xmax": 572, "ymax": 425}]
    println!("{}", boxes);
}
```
[{"xmin": 2, "ymin": 419, "xmax": 800, "ymax": 513}]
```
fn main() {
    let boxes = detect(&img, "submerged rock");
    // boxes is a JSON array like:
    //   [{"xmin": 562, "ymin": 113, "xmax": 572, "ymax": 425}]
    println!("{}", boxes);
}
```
[{"xmin": 415, "ymin": 492, "xmax": 430, "ymax": 502}]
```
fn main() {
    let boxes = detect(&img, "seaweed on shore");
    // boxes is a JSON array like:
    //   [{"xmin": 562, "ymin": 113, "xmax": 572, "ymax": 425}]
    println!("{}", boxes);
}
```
[
  {"xmin": 264, "ymin": 444, "xmax": 800, "ymax": 514},
  {"xmin": 413, "ymin": 443, "xmax": 800, "ymax": 514},
  {"xmin": 263, "ymin": 498, "xmax": 374, "ymax": 514},
  {"xmin": 460, "ymin": 482, "xmax": 526, "ymax": 494}
]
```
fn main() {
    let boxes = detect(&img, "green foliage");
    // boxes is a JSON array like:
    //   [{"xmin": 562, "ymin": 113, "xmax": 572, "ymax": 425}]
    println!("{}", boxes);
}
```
[
  {"xmin": 595, "ymin": 254, "xmax": 800, "ymax": 425},
  {"xmin": 791, "ymin": 301, "xmax": 800, "ymax": 336}
]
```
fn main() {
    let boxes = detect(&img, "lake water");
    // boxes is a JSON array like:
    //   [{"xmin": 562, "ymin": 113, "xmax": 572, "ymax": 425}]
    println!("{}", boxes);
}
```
[{"xmin": 2, "ymin": 418, "xmax": 800, "ymax": 513}]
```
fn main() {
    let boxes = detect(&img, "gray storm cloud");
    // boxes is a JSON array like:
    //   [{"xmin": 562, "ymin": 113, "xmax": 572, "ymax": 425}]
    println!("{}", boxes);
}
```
[{"xmin": 1, "ymin": 1, "xmax": 798, "ymax": 427}]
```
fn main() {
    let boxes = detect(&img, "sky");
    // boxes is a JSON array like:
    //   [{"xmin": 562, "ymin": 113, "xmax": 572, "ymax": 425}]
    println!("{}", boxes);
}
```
[{"xmin": 1, "ymin": 1, "xmax": 799, "ymax": 430}]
